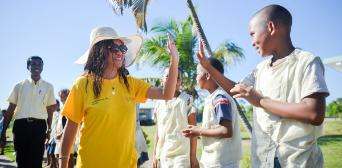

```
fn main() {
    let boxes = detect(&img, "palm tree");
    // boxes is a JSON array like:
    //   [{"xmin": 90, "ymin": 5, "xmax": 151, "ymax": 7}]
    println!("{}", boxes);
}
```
[
  {"xmin": 186, "ymin": 0, "xmax": 252, "ymax": 135},
  {"xmin": 138, "ymin": 17, "xmax": 252, "ymax": 135},
  {"xmin": 138, "ymin": 17, "xmax": 199, "ymax": 96},
  {"xmin": 108, "ymin": 0, "xmax": 252, "ymax": 135},
  {"xmin": 138, "ymin": 17, "xmax": 242, "ymax": 95}
]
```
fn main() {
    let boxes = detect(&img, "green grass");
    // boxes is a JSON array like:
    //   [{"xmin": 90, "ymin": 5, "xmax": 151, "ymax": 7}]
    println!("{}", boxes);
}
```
[
  {"xmin": 142, "ymin": 120, "xmax": 342, "ymax": 168},
  {"xmin": 4, "ymin": 121, "xmax": 15, "ymax": 161},
  {"xmin": 3, "ymin": 120, "xmax": 341, "ymax": 167},
  {"xmin": 319, "ymin": 120, "xmax": 342, "ymax": 168},
  {"xmin": 142, "ymin": 123, "xmax": 251, "ymax": 167},
  {"xmin": 4, "ymin": 142, "xmax": 15, "ymax": 161}
]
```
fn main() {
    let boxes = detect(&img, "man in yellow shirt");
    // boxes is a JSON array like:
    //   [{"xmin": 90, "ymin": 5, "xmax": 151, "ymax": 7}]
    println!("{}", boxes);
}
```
[{"xmin": 1, "ymin": 56, "xmax": 56, "ymax": 168}]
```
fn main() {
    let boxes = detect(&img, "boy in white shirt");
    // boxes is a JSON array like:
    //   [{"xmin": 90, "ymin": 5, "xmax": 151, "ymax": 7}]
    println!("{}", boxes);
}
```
[
  {"xmin": 196, "ymin": 4, "xmax": 329, "ymax": 168},
  {"xmin": 183, "ymin": 58, "xmax": 242, "ymax": 168},
  {"xmin": 153, "ymin": 68, "xmax": 199, "ymax": 168}
]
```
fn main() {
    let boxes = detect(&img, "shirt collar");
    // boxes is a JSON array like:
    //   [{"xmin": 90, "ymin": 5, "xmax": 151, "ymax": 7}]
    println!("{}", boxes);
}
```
[
  {"xmin": 207, "ymin": 87, "xmax": 221, "ymax": 100},
  {"xmin": 268, "ymin": 48, "xmax": 299, "ymax": 67},
  {"xmin": 27, "ymin": 78, "xmax": 43, "ymax": 86}
]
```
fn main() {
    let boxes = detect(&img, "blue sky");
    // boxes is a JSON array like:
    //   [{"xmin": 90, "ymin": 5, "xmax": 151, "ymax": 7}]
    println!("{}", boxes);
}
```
[{"xmin": 0, "ymin": 0, "xmax": 341, "ymax": 109}]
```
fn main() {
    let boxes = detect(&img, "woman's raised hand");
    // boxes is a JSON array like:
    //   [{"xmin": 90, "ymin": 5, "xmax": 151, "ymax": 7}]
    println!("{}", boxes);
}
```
[{"xmin": 167, "ymin": 33, "xmax": 180, "ymax": 63}]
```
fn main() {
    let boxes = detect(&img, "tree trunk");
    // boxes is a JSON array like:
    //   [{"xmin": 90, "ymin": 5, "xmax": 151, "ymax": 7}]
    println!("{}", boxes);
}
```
[
  {"xmin": 233, "ymin": 99, "xmax": 253, "ymax": 136},
  {"xmin": 186, "ymin": 0, "xmax": 213, "ymax": 57},
  {"xmin": 186, "ymin": 0, "xmax": 252, "ymax": 135}
]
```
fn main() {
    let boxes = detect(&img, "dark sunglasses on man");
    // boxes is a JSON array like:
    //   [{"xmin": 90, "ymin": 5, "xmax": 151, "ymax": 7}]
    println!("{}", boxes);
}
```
[{"xmin": 108, "ymin": 44, "xmax": 128, "ymax": 54}]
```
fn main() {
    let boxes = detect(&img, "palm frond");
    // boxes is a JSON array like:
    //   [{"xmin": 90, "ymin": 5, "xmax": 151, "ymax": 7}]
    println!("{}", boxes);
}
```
[
  {"xmin": 150, "ymin": 19, "xmax": 179, "ymax": 36},
  {"xmin": 108, "ymin": 0, "xmax": 150, "ymax": 32},
  {"xmin": 108, "ymin": 0, "xmax": 125, "ymax": 15},
  {"xmin": 131, "ymin": 0, "xmax": 150, "ymax": 32},
  {"xmin": 141, "ymin": 77, "xmax": 161, "ymax": 87},
  {"xmin": 138, "ymin": 35, "xmax": 170, "ymax": 67},
  {"xmin": 214, "ymin": 41, "xmax": 244, "ymax": 67}
]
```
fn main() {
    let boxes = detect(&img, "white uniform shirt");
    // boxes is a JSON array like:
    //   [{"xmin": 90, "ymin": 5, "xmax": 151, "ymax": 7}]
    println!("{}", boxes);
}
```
[
  {"xmin": 241, "ymin": 49, "xmax": 329, "ymax": 168},
  {"xmin": 7, "ymin": 78, "xmax": 56, "ymax": 120},
  {"xmin": 201, "ymin": 88, "xmax": 242, "ymax": 168},
  {"xmin": 49, "ymin": 111, "xmax": 60, "ymax": 142},
  {"xmin": 155, "ymin": 92, "xmax": 195, "ymax": 166}
]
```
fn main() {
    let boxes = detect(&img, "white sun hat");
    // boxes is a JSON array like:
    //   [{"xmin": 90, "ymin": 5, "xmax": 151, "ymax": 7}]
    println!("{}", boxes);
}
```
[{"xmin": 75, "ymin": 26, "xmax": 143, "ymax": 67}]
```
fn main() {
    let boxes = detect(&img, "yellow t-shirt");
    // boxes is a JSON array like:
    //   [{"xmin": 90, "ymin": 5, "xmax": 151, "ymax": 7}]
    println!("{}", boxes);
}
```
[{"xmin": 62, "ymin": 75, "xmax": 151, "ymax": 168}]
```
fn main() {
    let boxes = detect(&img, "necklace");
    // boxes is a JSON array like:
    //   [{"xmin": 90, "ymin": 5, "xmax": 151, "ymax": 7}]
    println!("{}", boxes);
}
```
[
  {"xmin": 110, "ymin": 79, "xmax": 116, "ymax": 96},
  {"xmin": 111, "ymin": 86, "xmax": 116, "ymax": 95}
]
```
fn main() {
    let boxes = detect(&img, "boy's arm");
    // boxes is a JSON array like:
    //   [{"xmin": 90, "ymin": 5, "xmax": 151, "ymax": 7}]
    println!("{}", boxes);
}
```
[
  {"xmin": 188, "ymin": 112, "xmax": 199, "ymax": 168},
  {"xmin": 152, "ymin": 113, "xmax": 159, "ymax": 168},
  {"xmin": 260, "ymin": 93, "xmax": 326, "ymax": 126},
  {"xmin": 183, "ymin": 95, "xmax": 233, "ymax": 138},
  {"xmin": 202, "ymin": 120, "xmax": 233, "ymax": 138},
  {"xmin": 197, "ymin": 40, "xmax": 237, "ymax": 94},
  {"xmin": 183, "ymin": 121, "xmax": 232, "ymax": 138},
  {"xmin": 231, "ymin": 56, "xmax": 328, "ymax": 126},
  {"xmin": 231, "ymin": 84, "xmax": 326, "ymax": 126}
]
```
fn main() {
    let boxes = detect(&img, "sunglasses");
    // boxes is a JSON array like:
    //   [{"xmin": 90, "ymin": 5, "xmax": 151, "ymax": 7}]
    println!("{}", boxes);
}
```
[{"xmin": 108, "ymin": 44, "xmax": 128, "ymax": 54}]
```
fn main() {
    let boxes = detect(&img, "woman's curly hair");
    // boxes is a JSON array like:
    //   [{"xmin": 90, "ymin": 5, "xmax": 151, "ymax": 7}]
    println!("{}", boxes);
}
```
[{"xmin": 84, "ymin": 39, "xmax": 130, "ymax": 98}]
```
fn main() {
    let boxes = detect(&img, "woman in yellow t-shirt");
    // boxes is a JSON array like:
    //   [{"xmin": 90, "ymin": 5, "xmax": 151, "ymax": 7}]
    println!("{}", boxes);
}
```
[{"xmin": 59, "ymin": 26, "xmax": 179, "ymax": 168}]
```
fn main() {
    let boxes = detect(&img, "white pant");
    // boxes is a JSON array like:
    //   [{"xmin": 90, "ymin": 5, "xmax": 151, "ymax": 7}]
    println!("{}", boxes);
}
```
[
  {"xmin": 159, "ymin": 156, "xmax": 190, "ymax": 168},
  {"xmin": 200, "ymin": 161, "xmax": 239, "ymax": 168}
]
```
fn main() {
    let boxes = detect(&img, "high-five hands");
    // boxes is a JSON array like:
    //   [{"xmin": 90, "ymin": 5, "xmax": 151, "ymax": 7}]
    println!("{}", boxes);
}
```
[
  {"xmin": 167, "ymin": 33, "xmax": 180, "ymax": 62},
  {"xmin": 196, "ymin": 40, "xmax": 210, "ymax": 68}
]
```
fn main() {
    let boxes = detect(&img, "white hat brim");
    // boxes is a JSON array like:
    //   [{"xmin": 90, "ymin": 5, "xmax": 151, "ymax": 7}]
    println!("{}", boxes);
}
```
[{"xmin": 75, "ymin": 35, "xmax": 143, "ymax": 67}]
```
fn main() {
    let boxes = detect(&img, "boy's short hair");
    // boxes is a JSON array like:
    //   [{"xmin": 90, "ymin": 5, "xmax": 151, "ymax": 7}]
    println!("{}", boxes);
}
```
[
  {"xmin": 56, "ymin": 99, "xmax": 61, "ymax": 111},
  {"xmin": 59, "ymin": 88, "xmax": 70, "ymax": 96},
  {"xmin": 27, "ymin": 56, "xmax": 43, "ymax": 69},
  {"xmin": 255, "ymin": 4, "xmax": 292, "ymax": 28},
  {"xmin": 208, "ymin": 57, "xmax": 224, "ymax": 74}
]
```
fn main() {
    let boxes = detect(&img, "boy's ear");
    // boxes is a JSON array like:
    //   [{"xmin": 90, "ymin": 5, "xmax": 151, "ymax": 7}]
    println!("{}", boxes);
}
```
[
  {"xmin": 268, "ymin": 21, "xmax": 276, "ymax": 36},
  {"xmin": 206, "ymin": 73, "xmax": 211, "ymax": 80}
]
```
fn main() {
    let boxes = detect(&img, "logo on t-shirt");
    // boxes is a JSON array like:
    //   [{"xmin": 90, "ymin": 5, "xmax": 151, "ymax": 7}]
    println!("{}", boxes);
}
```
[{"xmin": 91, "ymin": 97, "xmax": 109, "ymax": 105}]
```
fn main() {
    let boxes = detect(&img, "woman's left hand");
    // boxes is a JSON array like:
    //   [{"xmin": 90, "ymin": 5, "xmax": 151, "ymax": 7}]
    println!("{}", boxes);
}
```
[{"xmin": 167, "ymin": 33, "xmax": 179, "ymax": 63}]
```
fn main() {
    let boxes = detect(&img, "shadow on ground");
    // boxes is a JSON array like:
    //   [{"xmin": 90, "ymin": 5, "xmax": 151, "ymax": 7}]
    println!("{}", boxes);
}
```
[
  {"xmin": 0, "ymin": 158, "xmax": 16, "ymax": 168},
  {"xmin": 318, "ymin": 135, "xmax": 342, "ymax": 146}
]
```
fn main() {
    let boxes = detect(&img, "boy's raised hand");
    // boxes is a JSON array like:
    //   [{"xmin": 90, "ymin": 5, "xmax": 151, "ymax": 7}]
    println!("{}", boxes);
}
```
[
  {"xmin": 167, "ymin": 32, "xmax": 180, "ymax": 62},
  {"xmin": 196, "ymin": 40, "xmax": 210, "ymax": 68}
]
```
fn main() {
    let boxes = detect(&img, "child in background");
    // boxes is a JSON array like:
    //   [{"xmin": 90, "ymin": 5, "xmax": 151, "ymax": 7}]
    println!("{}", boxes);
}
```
[{"xmin": 46, "ymin": 100, "xmax": 60, "ymax": 168}]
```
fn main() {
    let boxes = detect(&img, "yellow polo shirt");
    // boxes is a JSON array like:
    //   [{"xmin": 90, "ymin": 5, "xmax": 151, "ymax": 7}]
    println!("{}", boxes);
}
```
[
  {"xmin": 7, "ymin": 78, "xmax": 56, "ymax": 120},
  {"xmin": 62, "ymin": 75, "xmax": 151, "ymax": 168}
]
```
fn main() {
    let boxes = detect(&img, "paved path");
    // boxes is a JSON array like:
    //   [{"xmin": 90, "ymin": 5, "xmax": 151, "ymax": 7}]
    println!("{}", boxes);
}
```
[{"xmin": 0, "ymin": 155, "xmax": 16, "ymax": 168}]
